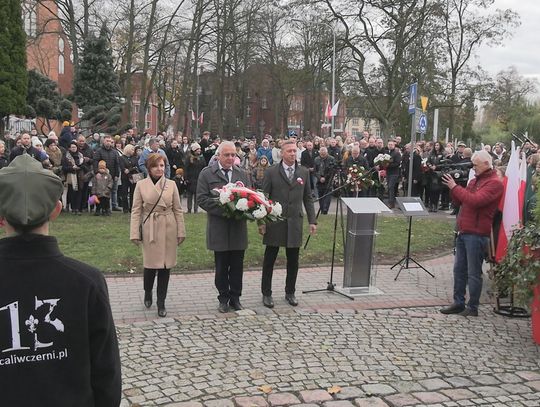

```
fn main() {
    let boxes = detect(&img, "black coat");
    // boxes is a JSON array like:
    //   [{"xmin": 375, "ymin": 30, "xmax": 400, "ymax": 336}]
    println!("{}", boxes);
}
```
[
  {"xmin": 300, "ymin": 149, "xmax": 318, "ymax": 169},
  {"xmin": 166, "ymin": 146, "xmax": 185, "ymax": 171},
  {"xmin": 0, "ymin": 154, "xmax": 8, "ymax": 169},
  {"xmin": 0, "ymin": 235, "xmax": 121, "ymax": 406},
  {"xmin": 9, "ymin": 145, "xmax": 45, "ymax": 163},
  {"xmin": 93, "ymin": 147, "xmax": 120, "ymax": 178},
  {"xmin": 185, "ymin": 153, "xmax": 206, "ymax": 192}
]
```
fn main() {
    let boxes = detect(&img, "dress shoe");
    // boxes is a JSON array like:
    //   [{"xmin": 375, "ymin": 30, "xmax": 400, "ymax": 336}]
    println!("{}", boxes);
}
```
[
  {"xmin": 229, "ymin": 299, "xmax": 243, "ymax": 311},
  {"xmin": 218, "ymin": 302, "xmax": 229, "ymax": 313},
  {"xmin": 144, "ymin": 291, "xmax": 152, "ymax": 308},
  {"xmin": 112, "ymin": 207, "xmax": 122, "ymax": 212},
  {"xmin": 440, "ymin": 303, "xmax": 465, "ymax": 314},
  {"xmin": 459, "ymin": 308, "xmax": 478, "ymax": 317},
  {"xmin": 263, "ymin": 295, "xmax": 274, "ymax": 308},
  {"xmin": 285, "ymin": 294, "xmax": 298, "ymax": 306},
  {"xmin": 158, "ymin": 307, "xmax": 167, "ymax": 317}
]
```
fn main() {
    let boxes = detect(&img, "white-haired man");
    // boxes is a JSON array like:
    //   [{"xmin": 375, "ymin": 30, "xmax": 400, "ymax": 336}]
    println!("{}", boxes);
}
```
[{"xmin": 440, "ymin": 150, "xmax": 503, "ymax": 317}]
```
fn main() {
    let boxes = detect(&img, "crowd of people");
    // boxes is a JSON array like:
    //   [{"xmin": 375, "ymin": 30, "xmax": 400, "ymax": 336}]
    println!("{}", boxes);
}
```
[{"xmin": 2, "ymin": 124, "xmax": 538, "ymax": 215}]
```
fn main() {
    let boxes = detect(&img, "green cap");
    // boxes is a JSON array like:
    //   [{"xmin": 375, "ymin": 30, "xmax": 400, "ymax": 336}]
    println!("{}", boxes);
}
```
[{"xmin": 0, "ymin": 154, "xmax": 63, "ymax": 226}]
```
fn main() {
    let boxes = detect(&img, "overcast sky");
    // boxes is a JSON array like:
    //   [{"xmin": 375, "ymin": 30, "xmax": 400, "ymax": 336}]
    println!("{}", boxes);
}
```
[{"xmin": 476, "ymin": 0, "xmax": 540, "ymax": 82}]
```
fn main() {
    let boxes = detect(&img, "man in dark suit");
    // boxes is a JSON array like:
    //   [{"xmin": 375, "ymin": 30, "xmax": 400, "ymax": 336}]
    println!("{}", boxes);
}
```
[
  {"xmin": 300, "ymin": 141, "xmax": 319, "ymax": 197},
  {"xmin": 259, "ymin": 139, "xmax": 317, "ymax": 308},
  {"xmin": 197, "ymin": 141, "xmax": 251, "ymax": 313}
]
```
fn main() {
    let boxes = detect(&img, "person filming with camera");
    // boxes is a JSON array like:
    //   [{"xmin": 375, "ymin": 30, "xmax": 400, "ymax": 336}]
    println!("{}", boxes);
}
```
[{"xmin": 439, "ymin": 150, "xmax": 503, "ymax": 317}]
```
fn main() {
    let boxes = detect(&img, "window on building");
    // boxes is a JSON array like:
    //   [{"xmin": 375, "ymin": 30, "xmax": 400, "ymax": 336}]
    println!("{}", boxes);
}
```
[
  {"xmin": 22, "ymin": 1, "xmax": 37, "ymax": 37},
  {"xmin": 58, "ymin": 55, "xmax": 65, "ymax": 75},
  {"xmin": 245, "ymin": 124, "xmax": 253, "ymax": 133},
  {"xmin": 352, "ymin": 118, "xmax": 359, "ymax": 126},
  {"xmin": 261, "ymin": 97, "xmax": 267, "ymax": 109},
  {"xmin": 246, "ymin": 105, "xmax": 251, "ymax": 118},
  {"xmin": 58, "ymin": 38, "xmax": 65, "ymax": 52},
  {"xmin": 246, "ymin": 89, "xmax": 252, "ymax": 99},
  {"xmin": 236, "ymin": 117, "xmax": 240, "ymax": 127}
]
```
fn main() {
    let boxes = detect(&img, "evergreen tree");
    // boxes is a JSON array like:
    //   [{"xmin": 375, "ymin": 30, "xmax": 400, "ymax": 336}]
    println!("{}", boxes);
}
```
[
  {"xmin": 73, "ymin": 24, "xmax": 121, "ymax": 133},
  {"xmin": 26, "ymin": 69, "xmax": 72, "ymax": 133},
  {"xmin": 0, "ymin": 0, "xmax": 28, "ymax": 135}
]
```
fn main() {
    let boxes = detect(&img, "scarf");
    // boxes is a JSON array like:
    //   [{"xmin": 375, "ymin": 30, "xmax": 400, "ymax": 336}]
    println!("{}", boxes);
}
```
[{"xmin": 66, "ymin": 151, "xmax": 83, "ymax": 191}]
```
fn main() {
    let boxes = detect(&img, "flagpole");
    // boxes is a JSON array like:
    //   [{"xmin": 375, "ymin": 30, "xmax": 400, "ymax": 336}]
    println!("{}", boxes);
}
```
[{"xmin": 330, "ymin": 27, "xmax": 336, "ymax": 139}]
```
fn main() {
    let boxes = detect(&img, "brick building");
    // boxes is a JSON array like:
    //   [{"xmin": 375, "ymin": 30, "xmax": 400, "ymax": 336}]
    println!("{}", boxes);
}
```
[{"xmin": 22, "ymin": 0, "xmax": 75, "ymax": 133}]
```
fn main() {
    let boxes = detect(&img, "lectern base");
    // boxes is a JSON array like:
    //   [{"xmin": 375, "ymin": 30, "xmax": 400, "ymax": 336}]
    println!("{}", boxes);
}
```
[{"xmin": 339, "ymin": 286, "xmax": 384, "ymax": 297}]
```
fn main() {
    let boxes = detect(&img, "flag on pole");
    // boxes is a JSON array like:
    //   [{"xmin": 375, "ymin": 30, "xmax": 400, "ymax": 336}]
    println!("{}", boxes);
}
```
[
  {"xmin": 324, "ymin": 100, "xmax": 332, "ymax": 120},
  {"xmin": 199, "ymin": 112, "xmax": 204, "ymax": 125},
  {"xmin": 495, "ymin": 141, "xmax": 522, "ymax": 262},
  {"xmin": 330, "ymin": 99, "xmax": 340, "ymax": 117},
  {"xmin": 518, "ymin": 151, "xmax": 527, "ymax": 222},
  {"xmin": 191, "ymin": 110, "xmax": 196, "ymax": 121}
]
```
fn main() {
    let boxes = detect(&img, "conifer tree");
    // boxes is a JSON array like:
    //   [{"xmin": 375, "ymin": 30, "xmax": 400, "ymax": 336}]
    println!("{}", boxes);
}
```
[
  {"xmin": 0, "ymin": 0, "xmax": 28, "ymax": 135},
  {"xmin": 73, "ymin": 24, "xmax": 121, "ymax": 133}
]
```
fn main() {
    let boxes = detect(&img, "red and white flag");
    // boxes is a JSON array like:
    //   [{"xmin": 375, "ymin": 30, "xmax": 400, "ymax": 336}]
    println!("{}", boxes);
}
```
[
  {"xmin": 495, "ymin": 141, "xmax": 522, "ymax": 262},
  {"xmin": 199, "ymin": 112, "xmax": 204, "ymax": 125},
  {"xmin": 191, "ymin": 110, "xmax": 197, "ymax": 121},
  {"xmin": 324, "ymin": 100, "xmax": 332, "ymax": 120}
]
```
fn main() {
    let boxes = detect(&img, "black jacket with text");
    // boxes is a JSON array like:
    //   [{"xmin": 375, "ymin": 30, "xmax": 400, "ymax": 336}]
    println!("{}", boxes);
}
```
[{"xmin": 0, "ymin": 234, "xmax": 121, "ymax": 407}]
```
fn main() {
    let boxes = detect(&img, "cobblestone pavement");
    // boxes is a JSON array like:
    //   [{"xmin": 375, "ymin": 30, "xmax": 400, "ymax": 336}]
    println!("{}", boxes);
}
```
[{"xmin": 110, "ymin": 257, "xmax": 540, "ymax": 406}]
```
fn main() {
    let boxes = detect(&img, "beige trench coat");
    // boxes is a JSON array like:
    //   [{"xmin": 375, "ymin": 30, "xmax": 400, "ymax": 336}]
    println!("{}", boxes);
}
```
[{"xmin": 130, "ymin": 177, "xmax": 185, "ymax": 269}]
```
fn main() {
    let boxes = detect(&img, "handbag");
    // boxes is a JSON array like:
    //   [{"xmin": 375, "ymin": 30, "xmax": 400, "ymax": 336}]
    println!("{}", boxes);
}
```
[
  {"xmin": 139, "ymin": 179, "xmax": 166, "ymax": 241},
  {"xmin": 130, "ymin": 173, "xmax": 144, "ymax": 184}
]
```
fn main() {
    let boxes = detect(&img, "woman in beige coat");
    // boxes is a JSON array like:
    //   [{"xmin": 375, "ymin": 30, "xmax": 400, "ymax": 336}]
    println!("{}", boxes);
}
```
[{"xmin": 130, "ymin": 153, "xmax": 186, "ymax": 317}]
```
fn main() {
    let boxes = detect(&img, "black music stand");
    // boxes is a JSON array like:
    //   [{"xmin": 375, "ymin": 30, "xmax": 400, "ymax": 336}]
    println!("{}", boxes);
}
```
[{"xmin": 391, "ymin": 197, "xmax": 435, "ymax": 281}]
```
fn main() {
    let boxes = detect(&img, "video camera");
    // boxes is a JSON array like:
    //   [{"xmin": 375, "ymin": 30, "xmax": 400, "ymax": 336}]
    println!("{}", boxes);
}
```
[{"xmin": 432, "ymin": 159, "xmax": 473, "ymax": 183}]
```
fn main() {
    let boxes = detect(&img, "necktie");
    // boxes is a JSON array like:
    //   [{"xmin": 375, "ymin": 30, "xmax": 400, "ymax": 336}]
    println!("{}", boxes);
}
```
[
  {"xmin": 287, "ymin": 167, "xmax": 294, "ymax": 181},
  {"xmin": 223, "ymin": 168, "xmax": 230, "ymax": 182}
]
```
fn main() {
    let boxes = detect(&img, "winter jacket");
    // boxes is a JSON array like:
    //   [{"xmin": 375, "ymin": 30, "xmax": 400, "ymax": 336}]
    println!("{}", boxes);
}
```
[
  {"xmin": 92, "ymin": 170, "xmax": 113, "ymax": 198},
  {"xmin": 93, "ymin": 147, "xmax": 120, "ymax": 178},
  {"xmin": 451, "ymin": 168, "xmax": 504, "ymax": 236}
]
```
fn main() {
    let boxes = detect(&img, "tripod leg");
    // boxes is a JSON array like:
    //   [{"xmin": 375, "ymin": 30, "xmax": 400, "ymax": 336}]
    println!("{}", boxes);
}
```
[
  {"xmin": 394, "ymin": 264, "xmax": 406, "ymax": 281},
  {"xmin": 390, "ymin": 256, "xmax": 407, "ymax": 269},
  {"xmin": 408, "ymin": 257, "xmax": 435, "ymax": 278}
]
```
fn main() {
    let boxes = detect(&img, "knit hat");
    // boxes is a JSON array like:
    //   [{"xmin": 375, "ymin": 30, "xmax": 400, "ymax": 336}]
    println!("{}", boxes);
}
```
[
  {"xmin": 31, "ymin": 136, "xmax": 42, "ymax": 148},
  {"xmin": 175, "ymin": 168, "xmax": 184, "ymax": 176},
  {"xmin": 98, "ymin": 160, "xmax": 107, "ymax": 169},
  {"xmin": 0, "ymin": 154, "xmax": 63, "ymax": 226},
  {"xmin": 191, "ymin": 142, "xmax": 201, "ymax": 152},
  {"xmin": 62, "ymin": 121, "xmax": 70, "ymax": 127}
]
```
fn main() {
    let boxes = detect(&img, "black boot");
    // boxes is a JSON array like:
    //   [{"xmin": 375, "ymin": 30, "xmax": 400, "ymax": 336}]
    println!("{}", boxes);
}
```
[
  {"xmin": 144, "ymin": 291, "xmax": 152, "ymax": 308},
  {"xmin": 156, "ymin": 269, "xmax": 171, "ymax": 317}
]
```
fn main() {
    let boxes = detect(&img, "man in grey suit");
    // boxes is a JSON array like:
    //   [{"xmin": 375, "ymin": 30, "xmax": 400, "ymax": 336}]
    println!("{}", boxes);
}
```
[
  {"xmin": 259, "ymin": 139, "xmax": 317, "ymax": 308},
  {"xmin": 197, "ymin": 141, "xmax": 251, "ymax": 313}
]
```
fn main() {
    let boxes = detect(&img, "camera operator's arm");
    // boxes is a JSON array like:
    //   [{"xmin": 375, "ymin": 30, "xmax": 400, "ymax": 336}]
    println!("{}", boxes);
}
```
[{"xmin": 442, "ymin": 173, "xmax": 503, "ymax": 208}]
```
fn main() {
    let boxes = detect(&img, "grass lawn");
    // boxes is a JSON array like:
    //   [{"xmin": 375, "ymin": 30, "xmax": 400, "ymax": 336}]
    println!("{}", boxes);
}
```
[{"xmin": 8, "ymin": 211, "xmax": 455, "ymax": 273}]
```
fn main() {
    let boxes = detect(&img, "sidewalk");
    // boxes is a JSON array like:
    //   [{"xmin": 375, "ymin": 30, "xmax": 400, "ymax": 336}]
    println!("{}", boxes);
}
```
[{"xmin": 109, "ymin": 256, "xmax": 540, "ymax": 407}]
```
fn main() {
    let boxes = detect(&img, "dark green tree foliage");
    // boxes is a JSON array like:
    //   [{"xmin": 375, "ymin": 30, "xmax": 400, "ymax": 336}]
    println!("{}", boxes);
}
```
[
  {"xmin": 73, "ymin": 24, "xmax": 121, "ymax": 133},
  {"xmin": 27, "ymin": 70, "xmax": 72, "ymax": 130},
  {"xmin": 0, "ymin": 0, "xmax": 28, "ymax": 134}
]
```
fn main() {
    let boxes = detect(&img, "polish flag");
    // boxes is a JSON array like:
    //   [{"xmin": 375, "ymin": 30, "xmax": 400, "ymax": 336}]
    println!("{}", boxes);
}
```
[
  {"xmin": 199, "ymin": 112, "xmax": 204, "ymax": 125},
  {"xmin": 518, "ymin": 151, "xmax": 527, "ymax": 222},
  {"xmin": 191, "ymin": 110, "xmax": 197, "ymax": 121},
  {"xmin": 495, "ymin": 141, "xmax": 522, "ymax": 262},
  {"xmin": 324, "ymin": 100, "xmax": 332, "ymax": 119}
]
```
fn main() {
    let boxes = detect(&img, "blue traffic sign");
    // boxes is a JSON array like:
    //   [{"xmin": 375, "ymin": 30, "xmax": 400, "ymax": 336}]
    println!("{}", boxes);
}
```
[
  {"xmin": 418, "ymin": 113, "xmax": 428, "ymax": 133},
  {"xmin": 408, "ymin": 83, "xmax": 417, "ymax": 115}
]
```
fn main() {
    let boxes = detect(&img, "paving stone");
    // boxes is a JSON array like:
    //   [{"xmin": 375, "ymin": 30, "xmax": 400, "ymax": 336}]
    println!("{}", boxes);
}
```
[
  {"xmin": 500, "ymin": 383, "xmax": 534, "ymax": 394},
  {"xmin": 469, "ymin": 386, "xmax": 509, "ymax": 397},
  {"xmin": 516, "ymin": 371, "xmax": 540, "ymax": 381},
  {"xmin": 353, "ymin": 397, "xmax": 389, "ymax": 407},
  {"xmin": 268, "ymin": 393, "xmax": 301, "ymax": 406},
  {"xmin": 524, "ymin": 381, "xmax": 540, "ymax": 391},
  {"xmin": 165, "ymin": 403, "xmax": 203, "ymax": 407},
  {"xmin": 361, "ymin": 384, "xmax": 396, "ymax": 396},
  {"xmin": 445, "ymin": 377, "xmax": 476, "ymax": 388},
  {"xmin": 335, "ymin": 387, "xmax": 365, "ymax": 400},
  {"xmin": 470, "ymin": 375, "xmax": 501, "ymax": 385},
  {"xmin": 419, "ymin": 378, "xmax": 452, "ymax": 391},
  {"xmin": 441, "ymin": 388, "xmax": 478, "ymax": 401},
  {"xmin": 382, "ymin": 393, "xmax": 419, "ymax": 407},
  {"xmin": 235, "ymin": 396, "xmax": 268, "ymax": 407},
  {"xmin": 299, "ymin": 390, "xmax": 333, "ymax": 403},
  {"xmin": 322, "ymin": 401, "xmax": 355, "ymax": 407},
  {"xmin": 497, "ymin": 373, "xmax": 524, "ymax": 384},
  {"xmin": 289, "ymin": 404, "xmax": 319, "ymax": 407},
  {"xmin": 204, "ymin": 400, "xmax": 235, "ymax": 407},
  {"xmin": 411, "ymin": 391, "xmax": 450, "ymax": 404}
]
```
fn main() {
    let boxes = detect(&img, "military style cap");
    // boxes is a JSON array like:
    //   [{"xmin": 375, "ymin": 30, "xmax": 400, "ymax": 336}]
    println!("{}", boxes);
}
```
[{"xmin": 0, "ymin": 154, "xmax": 63, "ymax": 226}]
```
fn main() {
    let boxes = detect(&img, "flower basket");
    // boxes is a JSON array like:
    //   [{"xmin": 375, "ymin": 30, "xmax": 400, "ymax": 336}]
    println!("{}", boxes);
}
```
[
  {"xmin": 213, "ymin": 181, "xmax": 284, "ymax": 224},
  {"xmin": 346, "ymin": 164, "xmax": 374, "ymax": 194},
  {"xmin": 533, "ymin": 284, "xmax": 540, "ymax": 345}
]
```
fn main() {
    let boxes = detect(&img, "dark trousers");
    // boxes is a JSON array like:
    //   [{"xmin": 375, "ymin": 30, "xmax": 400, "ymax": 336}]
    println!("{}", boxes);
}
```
[
  {"xmin": 262, "ymin": 246, "xmax": 300, "ymax": 296},
  {"xmin": 119, "ymin": 180, "xmax": 135, "ymax": 212},
  {"xmin": 97, "ymin": 197, "xmax": 110, "ymax": 214},
  {"xmin": 317, "ymin": 183, "xmax": 332, "ymax": 214},
  {"xmin": 214, "ymin": 250, "xmax": 245, "ymax": 303},
  {"xmin": 79, "ymin": 182, "xmax": 90, "ymax": 211},
  {"xmin": 67, "ymin": 184, "xmax": 82, "ymax": 212},
  {"xmin": 143, "ymin": 268, "xmax": 171, "ymax": 307},
  {"xmin": 387, "ymin": 174, "xmax": 399, "ymax": 207},
  {"xmin": 186, "ymin": 190, "xmax": 198, "ymax": 213}
]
